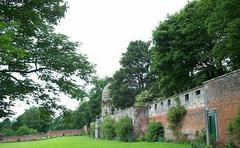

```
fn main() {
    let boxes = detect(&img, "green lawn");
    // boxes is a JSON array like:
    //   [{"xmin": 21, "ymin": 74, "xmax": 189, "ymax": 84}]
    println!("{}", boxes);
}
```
[{"xmin": 0, "ymin": 136, "xmax": 191, "ymax": 148}]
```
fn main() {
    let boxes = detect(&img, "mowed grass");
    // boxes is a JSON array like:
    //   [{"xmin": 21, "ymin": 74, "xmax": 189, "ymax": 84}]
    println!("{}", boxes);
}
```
[{"xmin": 0, "ymin": 136, "xmax": 191, "ymax": 148}]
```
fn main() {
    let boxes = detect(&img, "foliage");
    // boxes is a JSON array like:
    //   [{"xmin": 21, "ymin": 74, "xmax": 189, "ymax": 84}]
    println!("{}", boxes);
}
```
[
  {"xmin": 115, "ymin": 116, "xmax": 134, "ymax": 142},
  {"xmin": 0, "ymin": 0, "xmax": 94, "ymax": 118},
  {"xmin": 135, "ymin": 90, "xmax": 154, "ymax": 106},
  {"xmin": 110, "ymin": 40, "xmax": 152, "ymax": 109},
  {"xmin": 1, "ymin": 128, "xmax": 15, "ymax": 136},
  {"xmin": 16, "ymin": 107, "xmax": 53, "ymax": 132},
  {"xmin": 191, "ymin": 130, "xmax": 206, "ymax": 148},
  {"xmin": 167, "ymin": 98, "xmax": 186, "ymax": 139},
  {"xmin": 72, "ymin": 102, "xmax": 92, "ymax": 129},
  {"xmin": 151, "ymin": 0, "xmax": 240, "ymax": 97},
  {"xmin": 102, "ymin": 117, "xmax": 115, "ymax": 140},
  {"xmin": 51, "ymin": 108, "xmax": 74, "ymax": 130},
  {"xmin": 15, "ymin": 125, "xmax": 37, "ymax": 136},
  {"xmin": 111, "ymin": 79, "xmax": 137, "ymax": 109},
  {"xmin": 227, "ymin": 107, "xmax": 240, "ymax": 147},
  {"xmin": 145, "ymin": 121, "xmax": 164, "ymax": 142}
]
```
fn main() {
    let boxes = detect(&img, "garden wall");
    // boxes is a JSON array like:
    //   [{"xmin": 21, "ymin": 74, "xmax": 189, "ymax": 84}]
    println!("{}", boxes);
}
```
[
  {"xmin": 149, "ymin": 85, "xmax": 207, "ymax": 139},
  {"xmin": 205, "ymin": 70, "xmax": 240, "ymax": 143},
  {"xmin": 0, "ymin": 129, "xmax": 83, "ymax": 143}
]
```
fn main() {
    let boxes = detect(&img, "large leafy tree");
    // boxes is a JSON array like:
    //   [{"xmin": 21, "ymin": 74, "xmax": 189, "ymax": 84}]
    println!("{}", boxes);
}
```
[
  {"xmin": 151, "ymin": 0, "xmax": 240, "ymax": 97},
  {"xmin": 50, "ymin": 108, "xmax": 74, "ymax": 130},
  {"xmin": 0, "ymin": 0, "xmax": 94, "ymax": 118},
  {"xmin": 16, "ymin": 107, "xmax": 53, "ymax": 132},
  {"xmin": 110, "ymin": 40, "xmax": 151, "ymax": 109}
]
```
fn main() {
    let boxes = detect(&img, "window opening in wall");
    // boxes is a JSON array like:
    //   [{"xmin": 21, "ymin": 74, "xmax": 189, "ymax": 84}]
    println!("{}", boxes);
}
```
[
  {"xmin": 196, "ymin": 90, "xmax": 201, "ymax": 95},
  {"xmin": 154, "ymin": 104, "xmax": 157, "ymax": 110},
  {"xmin": 185, "ymin": 94, "xmax": 189, "ymax": 101},
  {"xmin": 161, "ymin": 102, "xmax": 163, "ymax": 106},
  {"xmin": 149, "ymin": 105, "xmax": 151, "ymax": 109},
  {"xmin": 167, "ymin": 99, "xmax": 171, "ymax": 105}
]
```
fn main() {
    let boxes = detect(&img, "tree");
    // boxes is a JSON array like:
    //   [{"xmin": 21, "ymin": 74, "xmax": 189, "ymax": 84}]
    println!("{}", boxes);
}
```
[
  {"xmin": 0, "ymin": 0, "xmax": 94, "ymax": 118},
  {"xmin": 135, "ymin": 90, "xmax": 154, "ymax": 106},
  {"xmin": 151, "ymin": 0, "xmax": 240, "ymax": 97},
  {"xmin": 72, "ymin": 102, "xmax": 92, "ymax": 129},
  {"xmin": 120, "ymin": 41, "xmax": 151, "ymax": 91},
  {"xmin": 15, "ymin": 125, "xmax": 37, "ymax": 136},
  {"xmin": 205, "ymin": 0, "xmax": 240, "ymax": 71},
  {"xmin": 16, "ymin": 107, "xmax": 53, "ymax": 132},
  {"xmin": 110, "ymin": 41, "xmax": 151, "ymax": 109},
  {"xmin": 51, "ymin": 108, "xmax": 74, "ymax": 130}
]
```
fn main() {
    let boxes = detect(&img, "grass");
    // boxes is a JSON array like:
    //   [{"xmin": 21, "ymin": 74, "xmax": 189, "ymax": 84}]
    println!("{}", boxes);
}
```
[{"xmin": 0, "ymin": 136, "xmax": 191, "ymax": 148}]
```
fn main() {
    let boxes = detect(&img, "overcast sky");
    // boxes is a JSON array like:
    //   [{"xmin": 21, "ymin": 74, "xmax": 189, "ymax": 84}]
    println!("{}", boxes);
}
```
[
  {"xmin": 55, "ymin": 0, "xmax": 189, "ymax": 78},
  {"xmin": 11, "ymin": 0, "xmax": 190, "ymax": 118}
]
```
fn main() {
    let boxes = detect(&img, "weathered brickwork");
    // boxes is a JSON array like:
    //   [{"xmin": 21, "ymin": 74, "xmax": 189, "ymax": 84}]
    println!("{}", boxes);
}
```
[
  {"xmin": 206, "ymin": 70, "xmax": 240, "ymax": 143},
  {"xmin": 149, "ymin": 107, "xmax": 206, "ymax": 140}
]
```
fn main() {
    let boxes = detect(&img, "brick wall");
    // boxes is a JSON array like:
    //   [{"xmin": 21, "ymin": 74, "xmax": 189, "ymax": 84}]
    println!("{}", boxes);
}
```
[
  {"xmin": 0, "ymin": 129, "xmax": 83, "ymax": 143},
  {"xmin": 47, "ymin": 129, "xmax": 83, "ymax": 138},
  {"xmin": 206, "ymin": 70, "xmax": 240, "ymax": 143},
  {"xmin": 149, "ymin": 106, "xmax": 206, "ymax": 140},
  {"xmin": 2, "ymin": 133, "xmax": 47, "ymax": 142}
]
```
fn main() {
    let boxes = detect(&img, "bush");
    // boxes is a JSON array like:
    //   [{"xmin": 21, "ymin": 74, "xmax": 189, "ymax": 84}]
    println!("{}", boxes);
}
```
[
  {"xmin": 115, "ymin": 116, "xmax": 134, "ymax": 142},
  {"xmin": 227, "ymin": 107, "xmax": 240, "ymax": 147},
  {"xmin": 191, "ymin": 130, "xmax": 206, "ymax": 148},
  {"xmin": 145, "ymin": 121, "xmax": 164, "ymax": 142},
  {"xmin": 102, "ymin": 117, "xmax": 115, "ymax": 140},
  {"xmin": 16, "ymin": 125, "xmax": 37, "ymax": 136}
]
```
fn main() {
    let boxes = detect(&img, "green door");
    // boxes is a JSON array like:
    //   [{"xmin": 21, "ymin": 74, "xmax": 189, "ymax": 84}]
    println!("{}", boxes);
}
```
[{"xmin": 208, "ymin": 112, "xmax": 217, "ymax": 142}]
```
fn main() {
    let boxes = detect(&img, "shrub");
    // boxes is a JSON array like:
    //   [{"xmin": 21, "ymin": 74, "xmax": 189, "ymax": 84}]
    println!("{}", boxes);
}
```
[
  {"xmin": 115, "ymin": 116, "xmax": 134, "ymax": 142},
  {"xmin": 227, "ymin": 107, "xmax": 240, "ymax": 147},
  {"xmin": 191, "ymin": 130, "xmax": 206, "ymax": 148},
  {"xmin": 16, "ymin": 125, "xmax": 37, "ymax": 135},
  {"xmin": 145, "ymin": 121, "xmax": 164, "ymax": 142},
  {"xmin": 102, "ymin": 117, "xmax": 115, "ymax": 140}
]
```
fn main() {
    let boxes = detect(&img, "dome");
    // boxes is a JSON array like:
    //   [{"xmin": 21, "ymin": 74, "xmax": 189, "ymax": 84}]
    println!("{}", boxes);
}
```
[{"xmin": 102, "ymin": 83, "xmax": 111, "ymax": 101}]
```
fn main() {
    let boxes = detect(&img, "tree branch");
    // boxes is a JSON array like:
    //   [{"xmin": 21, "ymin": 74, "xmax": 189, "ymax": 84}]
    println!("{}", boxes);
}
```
[{"xmin": 0, "ymin": 67, "xmax": 47, "ymax": 74}]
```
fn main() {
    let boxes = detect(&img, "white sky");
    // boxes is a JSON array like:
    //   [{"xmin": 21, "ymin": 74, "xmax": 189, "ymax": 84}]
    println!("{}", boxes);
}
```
[
  {"xmin": 10, "ymin": 0, "xmax": 189, "ymax": 119},
  {"xmin": 55, "ymin": 0, "xmax": 189, "ymax": 78}
]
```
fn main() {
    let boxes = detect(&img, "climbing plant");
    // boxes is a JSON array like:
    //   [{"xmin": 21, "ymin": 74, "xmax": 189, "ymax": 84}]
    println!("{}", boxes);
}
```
[{"xmin": 167, "ymin": 97, "xmax": 187, "ymax": 139}]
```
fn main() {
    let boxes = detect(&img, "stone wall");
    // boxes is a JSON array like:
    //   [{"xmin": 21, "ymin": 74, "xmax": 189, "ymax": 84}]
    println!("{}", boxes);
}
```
[
  {"xmin": 205, "ymin": 70, "xmax": 240, "ymax": 143},
  {"xmin": 108, "ymin": 106, "xmax": 149, "ymax": 137}
]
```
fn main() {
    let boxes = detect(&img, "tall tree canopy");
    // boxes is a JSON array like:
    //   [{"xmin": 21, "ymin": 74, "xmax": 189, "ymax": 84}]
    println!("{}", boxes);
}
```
[
  {"xmin": 0, "ymin": 0, "xmax": 94, "ymax": 118},
  {"xmin": 110, "ymin": 40, "xmax": 152, "ymax": 109},
  {"xmin": 151, "ymin": 0, "xmax": 240, "ymax": 97}
]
